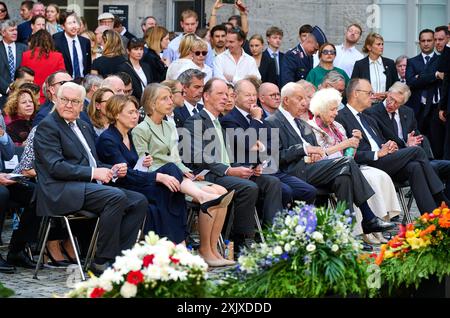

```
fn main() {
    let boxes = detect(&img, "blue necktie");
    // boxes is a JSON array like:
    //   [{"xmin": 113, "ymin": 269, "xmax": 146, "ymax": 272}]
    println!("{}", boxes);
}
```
[
  {"xmin": 72, "ymin": 40, "xmax": 81, "ymax": 78},
  {"xmin": 7, "ymin": 45, "xmax": 15, "ymax": 80},
  {"xmin": 424, "ymin": 55, "xmax": 431, "ymax": 65},
  {"xmin": 272, "ymin": 52, "xmax": 280, "ymax": 75},
  {"xmin": 357, "ymin": 113, "xmax": 383, "ymax": 148},
  {"xmin": 192, "ymin": 107, "xmax": 198, "ymax": 114}
]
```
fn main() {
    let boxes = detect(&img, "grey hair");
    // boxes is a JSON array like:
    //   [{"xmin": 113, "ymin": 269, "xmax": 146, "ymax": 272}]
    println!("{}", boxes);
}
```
[
  {"xmin": 0, "ymin": 20, "xmax": 17, "ymax": 32},
  {"xmin": 234, "ymin": 79, "xmax": 256, "ymax": 94},
  {"xmin": 388, "ymin": 81, "xmax": 412, "ymax": 104},
  {"xmin": 101, "ymin": 75, "xmax": 124, "ymax": 89},
  {"xmin": 177, "ymin": 69, "xmax": 206, "ymax": 87},
  {"xmin": 321, "ymin": 70, "xmax": 346, "ymax": 86},
  {"xmin": 309, "ymin": 88, "xmax": 342, "ymax": 117},
  {"xmin": 82, "ymin": 74, "xmax": 104, "ymax": 92},
  {"xmin": 281, "ymin": 82, "xmax": 301, "ymax": 105},
  {"xmin": 57, "ymin": 82, "xmax": 86, "ymax": 101},
  {"xmin": 395, "ymin": 55, "xmax": 408, "ymax": 65},
  {"xmin": 141, "ymin": 16, "xmax": 157, "ymax": 27},
  {"xmin": 296, "ymin": 79, "xmax": 316, "ymax": 93}
]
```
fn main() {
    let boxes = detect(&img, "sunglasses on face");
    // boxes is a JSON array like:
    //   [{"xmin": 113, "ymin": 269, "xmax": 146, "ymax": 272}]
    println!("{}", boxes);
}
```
[
  {"xmin": 0, "ymin": 9, "xmax": 7, "ymax": 13},
  {"xmin": 193, "ymin": 51, "xmax": 208, "ymax": 56},
  {"xmin": 321, "ymin": 50, "xmax": 336, "ymax": 55}
]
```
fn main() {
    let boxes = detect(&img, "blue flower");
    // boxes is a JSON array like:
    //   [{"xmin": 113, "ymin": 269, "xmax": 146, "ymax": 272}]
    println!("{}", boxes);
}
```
[
  {"xmin": 346, "ymin": 217, "xmax": 353, "ymax": 224},
  {"xmin": 274, "ymin": 257, "xmax": 280, "ymax": 263},
  {"xmin": 281, "ymin": 252, "xmax": 289, "ymax": 260},
  {"xmin": 344, "ymin": 209, "xmax": 351, "ymax": 216}
]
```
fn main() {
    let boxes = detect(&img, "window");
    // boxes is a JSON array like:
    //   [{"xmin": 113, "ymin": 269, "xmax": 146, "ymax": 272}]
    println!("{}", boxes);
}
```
[
  {"xmin": 166, "ymin": 0, "xmax": 206, "ymax": 33},
  {"xmin": 41, "ymin": 0, "xmax": 99, "ymax": 31}
]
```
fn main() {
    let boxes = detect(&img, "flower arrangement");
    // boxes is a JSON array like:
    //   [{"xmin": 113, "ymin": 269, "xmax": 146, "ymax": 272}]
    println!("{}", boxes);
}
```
[
  {"xmin": 67, "ymin": 232, "xmax": 211, "ymax": 298},
  {"xmin": 0, "ymin": 282, "xmax": 14, "ymax": 298},
  {"xmin": 216, "ymin": 203, "xmax": 372, "ymax": 298},
  {"xmin": 375, "ymin": 203, "xmax": 450, "ymax": 294}
]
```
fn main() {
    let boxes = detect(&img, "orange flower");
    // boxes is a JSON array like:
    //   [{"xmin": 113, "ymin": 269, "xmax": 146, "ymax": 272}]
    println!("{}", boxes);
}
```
[
  {"xmin": 438, "ymin": 215, "xmax": 450, "ymax": 228},
  {"xmin": 419, "ymin": 224, "xmax": 436, "ymax": 237},
  {"xmin": 375, "ymin": 245, "xmax": 386, "ymax": 266}
]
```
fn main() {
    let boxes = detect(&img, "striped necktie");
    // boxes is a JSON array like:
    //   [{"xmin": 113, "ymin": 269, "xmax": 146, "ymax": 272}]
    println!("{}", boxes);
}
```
[{"xmin": 7, "ymin": 45, "xmax": 15, "ymax": 80}]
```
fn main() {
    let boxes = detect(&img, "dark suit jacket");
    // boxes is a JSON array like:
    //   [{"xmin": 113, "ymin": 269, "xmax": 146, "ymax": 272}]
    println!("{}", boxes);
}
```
[
  {"xmin": 259, "ymin": 51, "xmax": 278, "ymax": 85},
  {"xmin": 173, "ymin": 103, "xmax": 204, "ymax": 128},
  {"xmin": 0, "ymin": 40, "xmax": 27, "ymax": 95},
  {"xmin": 17, "ymin": 21, "xmax": 32, "ymax": 44},
  {"xmin": 264, "ymin": 110, "xmax": 316, "ymax": 179},
  {"xmin": 183, "ymin": 109, "xmax": 232, "ymax": 177},
  {"xmin": 438, "ymin": 46, "xmax": 450, "ymax": 112},
  {"xmin": 280, "ymin": 44, "xmax": 313, "ymax": 87},
  {"xmin": 117, "ymin": 59, "xmax": 153, "ymax": 101},
  {"xmin": 220, "ymin": 106, "xmax": 265, "ymax": 165},
  {"xmin": 33, "ymin": 111, "xmax": 110, "ymax": 216},
  {"xmin": 351, "ymin": 56, "xmax": 398, "ymax": 91},
  {"xmin": 365, "ymin": 102, "xmax": 434, "ymax": 159},
  {"xmin": 53, "ymin": 32, "xmax": 91, "ymax": 77},
  {"xmin": 336, "ymin": 105, "xmax": 388, "ymax": 165},
  {"xmin": 142, "ymin": 47, "xmax": 167, "ymax": 83},
  {"xmin": 263, "ymin": 49, "xmax": 284, "ymax": 86},
  {"xmin": 405, "ymin": 53, "xmax": 441, "ymax": 116}
]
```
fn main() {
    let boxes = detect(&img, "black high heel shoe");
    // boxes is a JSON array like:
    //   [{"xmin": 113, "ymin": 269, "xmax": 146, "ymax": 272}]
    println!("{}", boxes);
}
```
[
  {"xmin": 200, "ymin": 190, "xmax": 235, "ymax": 217},
  {"xmin": 60, "ymin": 242, "xmax": 78, "ymax": 264},
  {"xmin": 45, "ymin": 247, "xmax": 72, "ymax": 267}
]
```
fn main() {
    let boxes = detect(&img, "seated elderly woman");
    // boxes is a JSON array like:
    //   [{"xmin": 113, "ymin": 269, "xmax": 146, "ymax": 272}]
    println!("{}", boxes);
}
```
[
  {"xmin": 2, "ymin": 87, "xmax": 38, "ymax": 146},
  {"xmin": 98, "ymin": 92, "xmax": 235, "ymax": 266},
  {"xmin": 308, "ymin": 88, "xmax": 400, "ymax": 244}
]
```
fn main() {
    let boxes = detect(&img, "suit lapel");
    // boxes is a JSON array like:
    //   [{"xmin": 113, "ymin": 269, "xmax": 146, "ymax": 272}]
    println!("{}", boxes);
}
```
[
  {"xmin": 399, "ymin": 108, "xmax": 408, "ymax": 142},
  {"xmin": 15, "ymin": 44, "xmax": 24, "ymax": 68},
  {"xmin": 77, "ymin": 118, "xmax": 98, "ymax": 161},
  {"xmin": 275, "ymin": 110, "xmax": 302, "ymax": 144},
  {"xmin": 232, "ymin": 107, "xmax": 250, "ymax": 129},
  {"xmin": 342, "ymin": 107, "xmax": 370, "ymax": 143},
  {"xmin": 61, "ymin": 36, "xmax": 72, "ymax": 74},
  {"xmin": 54, "ymin": 112, "xmax": 89, "ymax": 162},
  {"xmin": 181, "ymin": 105, "xmax": 192, "ymax": 121}
]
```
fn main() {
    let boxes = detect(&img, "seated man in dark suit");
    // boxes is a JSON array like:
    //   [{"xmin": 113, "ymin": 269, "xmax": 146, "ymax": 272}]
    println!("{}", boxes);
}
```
[
  {"xmin": 365, "ymin": 81, "xmax": 450, "ymax": 199},
  {"xmin": 33, "ymin": 82, "xmax": 147, "ymax": 275},
  {"xmin": 183, "ymin": 78, "xmax": 283, "ymax": 251},
  {"xmin": 220, "ymin": 79, "xmax": 316, "ymax": 210},
  {"xmin": 265, "ymin": 82, "xmax": 393, "ymax": 236},
  {"xmin": 336, "ymin": 78, "xmax": 449, "ymax": 215},
  {"xmin": 174, "ymin": 69, "xmax": 205, "ymax": 128}
]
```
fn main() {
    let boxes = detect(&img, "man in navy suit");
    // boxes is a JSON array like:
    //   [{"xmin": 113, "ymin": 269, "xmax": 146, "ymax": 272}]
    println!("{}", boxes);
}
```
[
  {"xmin": 258, "ymin": 82, "xmax": 281, "ymax": 119},
  {"xmin": 280, "ymin": 25, "xmax": 327, "ymax": 87},
  {"xmin": 437, "ymin": 27, "xmax": 450, "ymax": 160},
  {"xmin": 406, "ymin": 28, "xmax": 445, "ymax": 159},
  {"xmin": 263, "ymin": 26, "xmax": 285, "ymax": 87},
  {"xmin": 0, "ymin": 20, "xmax": 28, "ymax": 109},
  {"xmin": 17, "ymin": 2, "xmax": 45, "ymax": 44},
  {"xmin": 174, "ymin": 69, "xmax": 206, "ymax": 128},
  {"xmin": 53, "ymin": 11, "xmax": 91, "ymax": 80},
  {"xmin": 221, "ymin": 79, "xmax": 316, "ymax": 210}
]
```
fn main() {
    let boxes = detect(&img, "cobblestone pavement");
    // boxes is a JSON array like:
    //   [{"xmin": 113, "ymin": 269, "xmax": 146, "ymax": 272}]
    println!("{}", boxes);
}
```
[{"xmin": 0, "ymin": 200, "xmax": 421, "ymax": 298}]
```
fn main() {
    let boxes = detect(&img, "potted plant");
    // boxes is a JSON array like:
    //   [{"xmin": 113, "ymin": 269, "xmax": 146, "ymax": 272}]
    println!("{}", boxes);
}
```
[
  {"xmin": 375, "ymin": 203, "xmax": 450, "ymax": 297},
  {"xmin": 67, "ymin": 232, "xmax": 212, "ymax": 298},
  {"xmin": 216, "ymin": 203, "xmax": 374, "ymax": 298}
]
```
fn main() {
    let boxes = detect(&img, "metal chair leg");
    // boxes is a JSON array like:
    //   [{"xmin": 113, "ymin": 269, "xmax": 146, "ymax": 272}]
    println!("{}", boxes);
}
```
[
  {"xmin": 84, "ymin": 218, "xmax": 100, "ymax": 271},
  {"xmin": 224, "ymin": 203, "xmax": 235, "ymax": 241},
  {"xmin": 254, "ymin": 209, "xmax": 265, "ymax": 244},
  {"xmin": 63, "ymin": 217, "xmax": 85, "ymax": 281},
  {"xmin": 218, "ymin": 234, "xmax": 225, "ymax": 256},
  {"xmin": 397, "ymin": 187, "xmax": 412, "ymax": 224},
  {"xmin": 33, "ymin": 218, "xmax": 52, "ymax": 279}
]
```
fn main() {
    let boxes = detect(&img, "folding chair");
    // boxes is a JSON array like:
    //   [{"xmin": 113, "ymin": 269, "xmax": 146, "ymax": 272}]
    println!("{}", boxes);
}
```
[
  {"xmin": 394, "ymin": 181, "xmax": 415, "ymax": 224},
  {"xmin": 33, "ymin": 210, "xmax": 100, "ymax": 281}
]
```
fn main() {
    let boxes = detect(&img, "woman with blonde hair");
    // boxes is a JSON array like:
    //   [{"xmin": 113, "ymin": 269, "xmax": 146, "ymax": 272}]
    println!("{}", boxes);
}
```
[
  {"xmin": 45, "ymin": 3, "xmax": 63, "ymax": 35},
  {"xmin": 3, "ymin": 88, "xmax": 38, "ymax": 146},
  {"xmin": 191, "ymin": 38, "xmax": 213, "ymax": 82},
  {"xmin": 308, "ymin": 88, "xmax": 400, "ymax": 244},
  {"xmin": 81, "ymin": 30, "xmax": 101, "ymax": 62},
  {"xmin": 132, "ymin": 83, "xmax": 235, "ymax": 266},
  {"xmin": 143, "ymin": 26, "xmax": 171, "ymax": 82},
  {"xmin": 87, "ymin": 87, "xmax": 115, "ymax": 136},
  {"xmin": 91, "ymin": 30, "xmax": 127, "ymax": 77},
  {"xmin": 165, "ymin": 34, "xmax": 201, "ymax": 80}
]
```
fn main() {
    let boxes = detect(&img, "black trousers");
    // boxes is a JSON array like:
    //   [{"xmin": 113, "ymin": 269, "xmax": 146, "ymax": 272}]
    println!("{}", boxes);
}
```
[
  {"xmin": 81, "ymin": 184, "xmax": 147, "ymax": 260},
  {"xmin": 419, "ymin": 103, "xmax": 446, "ymax": 160},
  {"xmin": 430, "ymin": 159, "xmax": 450, "ymax": 198},
  {"xmin": 371, "ymin": 146, "xmax": 444, "ymax": 214}
]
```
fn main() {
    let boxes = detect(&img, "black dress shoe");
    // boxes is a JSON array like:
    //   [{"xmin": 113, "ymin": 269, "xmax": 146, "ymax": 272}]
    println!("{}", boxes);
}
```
[
  {"xmin": 361, "ymin": 241, "xmax": 373, "ymax": 252},
  {"xmin": 89, "ymin": 261, "xmax": 112, "ymax": 277},
  {"xmin": 7, "ymin": 250, "xmax": 38, "ymax": 269},
  {"xmin": 0, "ymin": 254, "xmax": 16, "ymax": 274},
  {"xmin": 362, "ymin": 217, "xmax": 396, "ymax": 234}
]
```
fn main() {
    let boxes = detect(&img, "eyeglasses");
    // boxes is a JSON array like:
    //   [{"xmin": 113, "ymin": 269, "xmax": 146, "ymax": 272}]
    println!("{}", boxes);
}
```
[
  {"xmin": 193, "ymin": 51, "xmax": 208, "ymax": 56},
  {"xmin": 60, "ymin": 97, "xmax": 82, "ymax": 106},
  {"xmin": 321, "ymin": 50, "xmax": 336, "ymax": 55},
  {"xmin": 356, "ymin": 90, "xmax": 374, "ymax": 96},
  {"xmin": 51, "ymin": 80, "xmax": 68, "ymax": 87},
  {"xmin": 268, "ymin": 93, "xmax": 281, "ymax": 99}
]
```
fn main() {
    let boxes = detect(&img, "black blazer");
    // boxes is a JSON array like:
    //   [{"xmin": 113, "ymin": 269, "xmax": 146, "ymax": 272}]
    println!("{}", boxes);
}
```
[
  {"xmin": 258, "ymin": 52, "xmax": 278, "ymax": 85},
  {"xmin": 173, "ymin": 103, "xmax": 203, "ymax": 128},
  {"xmin": 335, "ymin": 105, "xmax": 388, "ymax": 165},
  {"xmin": 142, "ymin": 47, "xmax": 167, "ymax": 83},
  {"xmin": 117, "ymin": 59, "xmax": 153, "ymax": 101},
  {"xmin": 264, "ymin": 110, "xmax": 316, "ymax": 179},
  {"xmin": 220, "ymin": 106, "xmax": 266, "ymax": 165},
  {"xmin": 263, "ymin": 49, "xmax": 284, "ymax": 87},
  {"xmin": 53, "ymin": 32, "xmax": 91, "ymax": 77},
  {"xmin": 351, "ymin": 56, "xmax": 398, "ymax": 91},
  {"xmin": 33, "ymin": 111, "xmax": 110, "ymax": 216},
  {"xmin": 438, "ymin": 46, "xmax": 450, "ymax": 112},
  {"xmin": 0, "ymin": 40, "xmax": 27, "ymax": 95},
  {"xmin": 405, "ymin": 53, "xmax": 440, "ymax": 116}
]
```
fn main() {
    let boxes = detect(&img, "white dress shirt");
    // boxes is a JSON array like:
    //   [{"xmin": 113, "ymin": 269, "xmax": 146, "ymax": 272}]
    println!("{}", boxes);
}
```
[
  {"xmin": 213, "ymin": 49, "xmax": 261, "ymax": 85},
  {"xmin": 65, "ymin": 33, "xmax": 84, "ymax": 77},
  {"xmin": 346, "ymin": 104, "xmax": 380, "ymax": 160},
  {"xmin": 278, "ymin": 106, "xmax": 310, "ymax": 149},
  {"xmin": 334, "ymin": 44, "xmax": 364, "ymax": 78},
  {"xmin": 384, "ymin": 101, "xmax": 403, "ymax": 141},
  {"xmin": 165, "ymin": 58, "xmax": 200, "ymax": 80},
  {"xmin": 184, "ymin": 100, "xmax": 202, "ymax": 117},
  {"xmin": 66, "ymin": 120, "xmax": 97, "ymax": 180},
  {"xmin": 369, "ymin": 56, "xmax": 386, "ymax": 93},
  {"xmin": 266, "ymin": 47, "xmax": 281, "ymax": 74},
  {"xmin": 2, "ymin": 41, "xmax": 16, "ymax": 64}
]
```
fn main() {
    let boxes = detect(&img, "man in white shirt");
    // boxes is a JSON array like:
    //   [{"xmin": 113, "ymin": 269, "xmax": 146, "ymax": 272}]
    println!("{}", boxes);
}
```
[
  {"xmin": 213, "ymin": 28, "xmax": 261, "ymax": 85},
  {"xmin": 334, "ymin": 24, "xmax": 364, "ymax": 78}
]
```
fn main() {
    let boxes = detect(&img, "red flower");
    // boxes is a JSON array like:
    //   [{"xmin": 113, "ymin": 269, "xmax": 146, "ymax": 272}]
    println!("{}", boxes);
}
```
[
  {"xmin": 143, "ymin": 254, "xmax": 155, "ymax": 267},
  {"xmin": 90, "ymin": 287, "xmax": 106, "ymax": 298},
  {"xmin": 169, "ymin": 256, "xmax": 180, "ymax": 264},
  {"xmin": 126, "ymin": 270, "xmax": 144, "ymax": 285}
]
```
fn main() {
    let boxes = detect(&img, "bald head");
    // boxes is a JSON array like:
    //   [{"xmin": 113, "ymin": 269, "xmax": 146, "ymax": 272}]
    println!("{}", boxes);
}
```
[
  {"xmin": 259, "ymin": 82, "xmax": 280, "ymax": 114},
  {"xmin": 101, "ymin": 76, "xmax": 125, "ymax": 95}
]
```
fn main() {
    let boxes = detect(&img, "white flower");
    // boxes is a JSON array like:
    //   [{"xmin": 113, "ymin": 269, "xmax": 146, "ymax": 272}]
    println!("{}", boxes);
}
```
[
  {"xmin": 312, "ymin": 231, "xmax": 324, "ymax": 243},
  {"xmin": 273, "ymin": 246, "xmax": 283, "ymax": 255},
  {"xmin": 280, "ymin": 229, "xmax": 289, "ymax": 237},
  {"xmin": 145, "ymin": 231, "xmax": 160, "ymax": 245},
  {"xmin": 284, "ymin": 243, "xmax": 291, "ymax": 252},
  {"xmin": 306, "ymin": 244, "xmax": 316, "ymax": 252},
  {"xmin": 295, "ymin": 225, "xmax": 305, "ymax": 234},
  {"xmin": 100, "ymin": 268, "xmax": 124, "ymax": 285},
  {"xmin": 120, "ymin": 282, "xmax": 137, "ymax": 298},
  {"xmin": 331, "ymin": 244, "xmax": 339, "ymax": 252}
]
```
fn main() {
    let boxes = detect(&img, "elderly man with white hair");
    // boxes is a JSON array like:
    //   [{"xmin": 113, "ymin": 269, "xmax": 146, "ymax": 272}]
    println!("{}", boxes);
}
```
[
  {"xmin": 265, "ymin": 82, "xmax": 395, "ymax": 245},
  {"xmin": 308, "ymin": 88, "xmax": 400, "ymax": 244},
  {"xmin": 34, "ymin": 82, "xmax": 147, "ymax": 276}
]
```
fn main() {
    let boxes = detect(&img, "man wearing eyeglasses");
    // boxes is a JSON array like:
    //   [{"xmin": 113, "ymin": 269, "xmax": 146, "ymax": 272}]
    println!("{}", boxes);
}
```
[
  {"xmin": 336, "ymin": 78, "xmax": 450, "ymax": 215},
  {"xmin": 258, "ymin": 82, "xmax": 281, "ymax": 119},
  {"xmin": 34, "ymin": 82, "xmax": 147, "ymax": 276}
]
